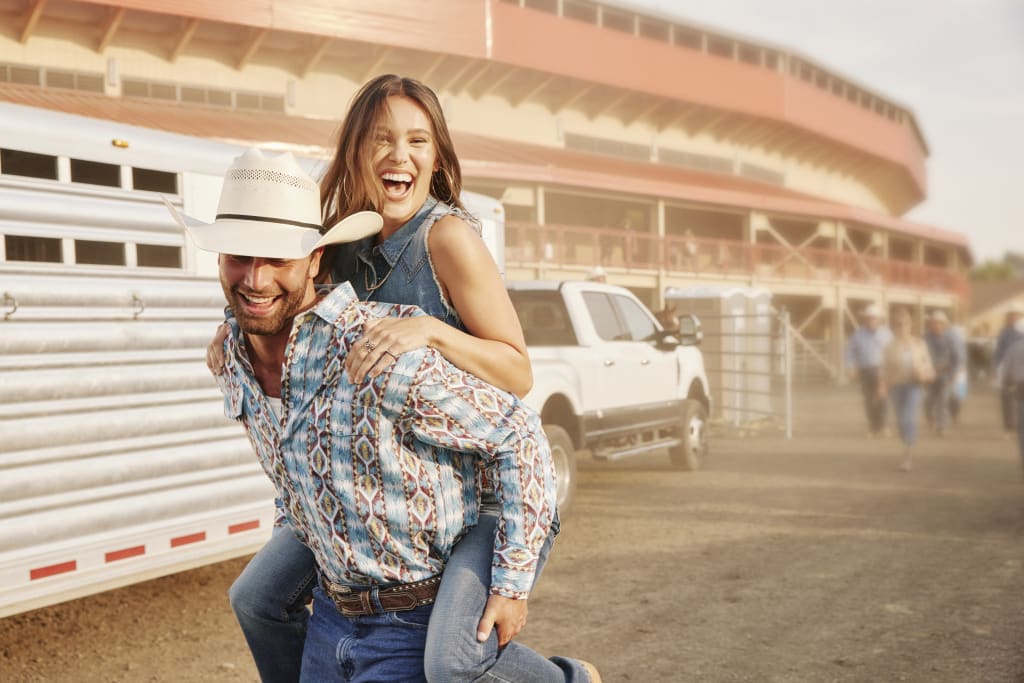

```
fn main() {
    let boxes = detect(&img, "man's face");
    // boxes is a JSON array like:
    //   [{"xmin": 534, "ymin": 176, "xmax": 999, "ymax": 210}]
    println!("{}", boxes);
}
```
[
  {"xmin": 219, "ymin": 251, "xmax": 321, "ymax": 336},
  {"xmin": 865, "ymin": 315, "xmax": 881, "ymax": 330}
]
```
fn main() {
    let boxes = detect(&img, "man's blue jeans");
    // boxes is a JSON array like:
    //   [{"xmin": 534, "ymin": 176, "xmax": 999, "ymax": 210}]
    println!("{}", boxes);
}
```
[
  {"xmin": 302, "ymin": 586, "xmax": 434, "ymax": 682},
  {"xmin": 228, "ymin": 525, "xmax": 316, "ymax": 682},
  {"xmin": 230, "ymin": 510, "xmax": 587, "ymax": 682}
]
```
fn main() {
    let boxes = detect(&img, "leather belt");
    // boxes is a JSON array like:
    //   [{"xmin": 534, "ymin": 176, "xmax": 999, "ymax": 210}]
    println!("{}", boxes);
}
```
[{"xmin": 322, "ymin": 575, "xmax": 442, "ymax": 617}]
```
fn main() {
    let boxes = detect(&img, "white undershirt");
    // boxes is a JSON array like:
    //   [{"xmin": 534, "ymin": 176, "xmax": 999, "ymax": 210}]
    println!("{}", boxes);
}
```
[{"xmin": 266, "ymin": 396, "xmax": 284, "ymax": 420}]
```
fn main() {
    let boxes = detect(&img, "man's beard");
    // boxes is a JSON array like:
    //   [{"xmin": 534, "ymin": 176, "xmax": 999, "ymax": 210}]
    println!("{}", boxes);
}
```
[{"xmin": 223, "ymin": 284, "xmax": 309, "ymax": 336}]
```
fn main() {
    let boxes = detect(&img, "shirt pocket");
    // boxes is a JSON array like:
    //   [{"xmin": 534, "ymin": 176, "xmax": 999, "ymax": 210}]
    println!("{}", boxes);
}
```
[{"xmin": 308, "ymin": 396, "xmax": 352, "ymax": 471}]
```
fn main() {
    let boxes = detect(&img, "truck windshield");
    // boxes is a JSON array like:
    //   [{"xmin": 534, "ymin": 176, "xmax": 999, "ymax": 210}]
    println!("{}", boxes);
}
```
[{"xmin": 508, "ymin": 290, "xmax": 578, "ymax": 346}]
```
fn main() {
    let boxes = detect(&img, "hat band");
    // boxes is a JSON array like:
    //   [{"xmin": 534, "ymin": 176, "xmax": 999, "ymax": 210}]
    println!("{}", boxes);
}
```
[{"xmin": 216, "ymin": 213, "xmax": 323, "ymax": 231}]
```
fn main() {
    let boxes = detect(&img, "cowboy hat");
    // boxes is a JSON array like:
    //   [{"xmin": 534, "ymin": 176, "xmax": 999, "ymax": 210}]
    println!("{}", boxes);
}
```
[
  {"xmin": 928, "ymin": 309, "xmax": 950, "ymax": 324},
  {"xmin": 163, "ymin": 148, "xmax": 381, "ymax": 259},
  {"xmin": 862, "ymin": 303, "xmax": 883, "ymax": 319}
]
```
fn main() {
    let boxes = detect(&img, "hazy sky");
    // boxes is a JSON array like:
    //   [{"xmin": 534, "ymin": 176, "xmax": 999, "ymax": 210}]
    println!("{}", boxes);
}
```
[{"xmin": 613, "ymin": 0, "xmax": 1024, "ymax": 262}]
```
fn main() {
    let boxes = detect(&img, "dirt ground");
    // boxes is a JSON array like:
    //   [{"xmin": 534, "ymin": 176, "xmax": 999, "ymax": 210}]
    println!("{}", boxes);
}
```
[{"xmin": 3, "ymin": 384, "xmax": 1023, "ymax": 683}]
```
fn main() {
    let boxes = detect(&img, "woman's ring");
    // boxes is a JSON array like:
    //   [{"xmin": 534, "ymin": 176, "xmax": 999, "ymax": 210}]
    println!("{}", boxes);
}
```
[
  {"xmin": 364, "ymin": 340, "xmax": 376, "ymax": 352},
  {"xmin": 383, "ymin": 349, "xmax": 398, "ymax": 361}
]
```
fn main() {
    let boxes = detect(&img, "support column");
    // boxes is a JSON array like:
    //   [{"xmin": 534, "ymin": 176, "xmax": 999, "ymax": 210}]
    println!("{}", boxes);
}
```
[
  {"xmin": 536, "ymin": 184, "xmax": 546, "ymax": 280},
  {"xmin": 656, "ymin": 199, "xmax": 666, "ymax": 309},
  {"xmin": 835, "ymin": 286, "xmax": 847, "ymax": 384}
]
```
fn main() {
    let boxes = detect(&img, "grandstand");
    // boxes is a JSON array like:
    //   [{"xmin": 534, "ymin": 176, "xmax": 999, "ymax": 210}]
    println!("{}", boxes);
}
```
[{"xmin": 0, "ymin": 0, "xmax": 969, "ymax": 373}]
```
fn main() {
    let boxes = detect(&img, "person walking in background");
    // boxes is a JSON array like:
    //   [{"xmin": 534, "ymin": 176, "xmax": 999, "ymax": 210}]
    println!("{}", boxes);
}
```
[
  {"xmin": 845, "ymin": 303, "xmax": 893, "ymax": 437},
  {"xmin": 947, "ymin": 319, "xmax": 968, "ymax": 425},
  {"xmin": 999, "ymin": 318, "xmax": 1024, "ymax": 476},
  {"xmin": 880, "ymin": 308, "xmax": 935, "ymax": 472},
  {"xmin": 923, "ymin": 310, "xmax": 958, "ymax": 437},
  {"xmin": 993, "ymin": 303, "xmax": 1024, "ymax": 439}
]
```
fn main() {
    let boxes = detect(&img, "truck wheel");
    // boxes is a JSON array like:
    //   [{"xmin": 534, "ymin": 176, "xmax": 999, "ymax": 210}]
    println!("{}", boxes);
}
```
[
  {"xmin": 669, "ymin": 400, "xmax": 708, "ymax": 470},
  {"xmin": 544, "ymin": 424, "xmax": 578, "ymax": 514}
]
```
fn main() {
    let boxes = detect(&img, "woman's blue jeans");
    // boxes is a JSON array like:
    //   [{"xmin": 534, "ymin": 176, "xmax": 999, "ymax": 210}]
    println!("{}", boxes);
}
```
[
  {"xmin": 889, "ymin": 382, "xmax": 922, "ymax": 446},
  {"xmin": 229, "ymin": 509, "xmax": 586, "ymax": 682}
]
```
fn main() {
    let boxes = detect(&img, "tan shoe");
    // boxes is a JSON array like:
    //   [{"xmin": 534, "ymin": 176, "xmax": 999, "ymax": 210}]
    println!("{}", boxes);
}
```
[{"xmin": 580, "ymin": 660, "xmax": 602, "ymax": 683}]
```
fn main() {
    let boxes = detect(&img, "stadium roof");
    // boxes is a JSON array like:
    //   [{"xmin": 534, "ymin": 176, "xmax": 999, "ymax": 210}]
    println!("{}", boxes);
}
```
[{"xmin": 0, "ymin": 82, "xmax": 966, "ymax": 251}]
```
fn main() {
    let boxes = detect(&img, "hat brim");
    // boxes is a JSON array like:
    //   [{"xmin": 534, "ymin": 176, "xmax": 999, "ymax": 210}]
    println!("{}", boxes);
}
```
[{"xmin": 163, "ymin": 197, "xmax": 381, "ymax": 259}]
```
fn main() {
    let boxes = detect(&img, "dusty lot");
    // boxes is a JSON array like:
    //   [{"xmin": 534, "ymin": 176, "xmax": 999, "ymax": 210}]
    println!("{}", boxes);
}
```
[{"xmin": 3, "ymin": 385, "xmax": 1023, "ymax": 682}]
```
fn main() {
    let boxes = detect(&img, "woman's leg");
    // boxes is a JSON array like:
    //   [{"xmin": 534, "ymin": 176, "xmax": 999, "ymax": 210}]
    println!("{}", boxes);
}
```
[
  {"xmin": 423, "ymin": 508, "xmax": 590, "ymax": 682},
  {"xmin": 229, "ymin": 524, "xmax": 318, "ymax": 683}
]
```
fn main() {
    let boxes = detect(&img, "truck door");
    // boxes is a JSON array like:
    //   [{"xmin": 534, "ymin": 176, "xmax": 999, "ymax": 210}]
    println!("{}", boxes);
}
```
[
  {"xmin": 609, "ymin": 293, "xmax": 677, "ymax": 404},
  {"xmin": 580, "ymin": 292, "xmax": 673, "ymax": 413}
]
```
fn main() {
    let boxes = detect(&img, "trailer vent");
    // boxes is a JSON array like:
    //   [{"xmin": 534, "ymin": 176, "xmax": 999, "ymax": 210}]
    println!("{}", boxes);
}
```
[
  {"xmin": 75, "ymin": 239, "xmax": 125, "ymax": 266},
  {"xmin": 137, "ymin": 245, "xmax": 182, "ymax": 269},
  {"xmin": 70, "ymin": 159, "xmax": 120, "ymax": 188},
  {"xmin": 5, "ymin": 235, "xmax": 62, "ymax": 263},
  {"xmin": 1, "ymin": 148, "xmax": 58, "ymax": 180},
  {"xmin": 132, "ymin": 168, "xmax": 178, "ymax": 194}
]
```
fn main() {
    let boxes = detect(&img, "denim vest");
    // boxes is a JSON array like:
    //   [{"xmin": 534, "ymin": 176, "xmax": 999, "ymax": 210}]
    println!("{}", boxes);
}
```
[{"xmin": 331, "ymin": 197, "xmax": 477, "ymax": 332}]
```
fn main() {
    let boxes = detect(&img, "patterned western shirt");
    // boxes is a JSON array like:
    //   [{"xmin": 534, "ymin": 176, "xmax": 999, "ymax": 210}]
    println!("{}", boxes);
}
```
[
  {"xmin": 216, "ymin": 282, "xmax": 556, "ymax": 599},
  {"xmin": 844, "ymin": 325, "xmax": 893, "ymax": 370}
]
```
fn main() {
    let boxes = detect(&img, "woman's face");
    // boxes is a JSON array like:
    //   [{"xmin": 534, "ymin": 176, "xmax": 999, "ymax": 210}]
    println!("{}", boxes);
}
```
[{"xmin": 371, "ymin": 95, "xmax": 438, "ymax": 233}]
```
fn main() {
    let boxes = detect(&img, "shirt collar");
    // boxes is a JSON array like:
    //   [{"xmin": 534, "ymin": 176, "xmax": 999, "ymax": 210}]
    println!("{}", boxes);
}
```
[
  {"xmin": 306, "ymin": 281, "xmax": 359, "ymax": 324},
  {"xmin": 360, "ymin": 196, "xmax": 439, "ymax": 268}
]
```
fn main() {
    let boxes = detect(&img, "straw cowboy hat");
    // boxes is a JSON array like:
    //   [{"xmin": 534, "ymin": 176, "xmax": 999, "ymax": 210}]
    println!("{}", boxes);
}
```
[
  {"xmin": 928, "ymin": 309, "xmax": 950, "ymax": 324},
  {"xmin": 163, "ymin": 148, "xmax": 381, "ymax": 259}
]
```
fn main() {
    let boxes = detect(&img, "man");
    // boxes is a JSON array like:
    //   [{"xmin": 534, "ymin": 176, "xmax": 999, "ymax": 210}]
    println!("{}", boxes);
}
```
[
  {"xmin": 844, "ymin": 303, "xmax": 892, "ymax": 437},
  {"xmin": 164, "ymin": 149, "xmax": 599, "ymax": 682},
  {"xmin": 993, "ymin": 303, "xmax": 1024, "ymax": 438},
  {"xmin": 999, "ymin": 318, "xmax": 1024, "ymax": 474},
  {"xmin": 924, "ymin": 310, "xmax": 958, "ymax": 437}
]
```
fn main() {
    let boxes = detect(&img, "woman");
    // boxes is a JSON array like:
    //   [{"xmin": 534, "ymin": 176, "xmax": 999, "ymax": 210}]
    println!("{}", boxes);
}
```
[
  {"xmin": 223, "ymin": 75, "xmax": 594, "ymax": 682},
  {"xmin": 879, "ymin": 308, "xmax": 934, "ymax": 472}
]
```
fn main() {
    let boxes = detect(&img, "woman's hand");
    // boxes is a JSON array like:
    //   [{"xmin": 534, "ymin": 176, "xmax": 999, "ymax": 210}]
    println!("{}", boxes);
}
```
[
  {"xmin": 206, "ymin": 323, "xmax": 229, "ymax": 376},
  {"xmin": 344, "ymin": 316, "xmax": 441, "ymax": 384}
]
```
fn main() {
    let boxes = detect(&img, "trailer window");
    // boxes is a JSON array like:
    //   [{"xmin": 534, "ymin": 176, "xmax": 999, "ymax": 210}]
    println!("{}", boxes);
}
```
[
  {"xmin": 1, "ymin": 148, "xmax": 58, "ymax": 180},
  {"xmin": 5, "ymin": 235, "xmax": 62, "ymax": 262},
  {"xmin": 137, "ymin": 244, "xmax": 182, "ymax": 269},
  {"xmin": 132, "ymin": 167, "xmax": 178, "ymax": 194},
  {"xmin": 75, "ymin": 239, "xmax": 125, "ymax": 266},
  {"xmin": 70, "ymin": 159, "xmax": 121, "ymax": 188}
]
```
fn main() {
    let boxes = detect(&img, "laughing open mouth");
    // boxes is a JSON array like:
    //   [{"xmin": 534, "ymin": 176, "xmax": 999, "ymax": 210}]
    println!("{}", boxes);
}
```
[
  {"xmin": 381, "ymin": 171, "xmax": 413, "ymax": 198},
  {"xmin": 237, "ymin": 290, "xmax": 281, "ymax": 313}
]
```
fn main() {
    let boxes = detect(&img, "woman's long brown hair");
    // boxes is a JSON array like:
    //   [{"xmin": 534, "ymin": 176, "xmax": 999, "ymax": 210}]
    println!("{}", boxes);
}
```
[{"xmin": 320, "ymin": 74, "xmax": 465, "ymax": 229}]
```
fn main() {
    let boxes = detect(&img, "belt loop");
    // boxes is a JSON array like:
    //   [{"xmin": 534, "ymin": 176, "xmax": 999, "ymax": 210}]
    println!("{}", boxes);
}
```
[
  {"xmin": 360, "ymin": 588, "xmax": 374, "ymax": 615},
  {"xmin": 371, "ymin": 585, "xmax": 386, "ymax": 614}
]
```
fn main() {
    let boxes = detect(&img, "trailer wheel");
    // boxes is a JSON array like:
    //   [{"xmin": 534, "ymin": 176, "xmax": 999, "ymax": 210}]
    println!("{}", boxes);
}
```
[
  {"xmin": 544, "ymin": 424, "xmax": 578, "ymax": 515},
  {"xmin": 669, "ymin": 400, "xmax": 708, "ymax": 470}
]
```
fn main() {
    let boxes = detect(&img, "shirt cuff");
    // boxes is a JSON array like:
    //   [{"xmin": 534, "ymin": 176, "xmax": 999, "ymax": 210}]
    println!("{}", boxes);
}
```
[{"xmin": 489, "ymin": 564, "xmax": 537, "ymax": 600}]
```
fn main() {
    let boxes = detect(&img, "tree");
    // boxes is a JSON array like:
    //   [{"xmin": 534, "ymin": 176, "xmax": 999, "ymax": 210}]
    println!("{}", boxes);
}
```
[{"xmin": 970, "ymin": 259, "xmax": 1016, "ymax": 281}]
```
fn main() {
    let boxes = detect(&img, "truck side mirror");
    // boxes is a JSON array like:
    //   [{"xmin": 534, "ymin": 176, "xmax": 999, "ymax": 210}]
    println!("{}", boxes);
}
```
[{"xmin": 677, "ymin": 314, "xmax": 703, "ymax": 346}]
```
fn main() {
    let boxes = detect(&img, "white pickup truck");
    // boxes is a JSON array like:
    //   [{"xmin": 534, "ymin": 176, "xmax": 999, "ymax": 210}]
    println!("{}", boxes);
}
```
[{"xmin": 508, "ymin": 281, "xmax": 712, "ymax": 511}]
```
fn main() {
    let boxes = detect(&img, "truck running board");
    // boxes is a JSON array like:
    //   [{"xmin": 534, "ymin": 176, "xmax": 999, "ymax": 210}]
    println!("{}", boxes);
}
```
[{"xmin": 593, "ymin": 437, "xmax": 682, "ymax": 461}]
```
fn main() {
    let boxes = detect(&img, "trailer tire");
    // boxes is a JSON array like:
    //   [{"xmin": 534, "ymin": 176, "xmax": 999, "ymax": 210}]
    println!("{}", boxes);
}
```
[
  {"xmin": 544, "ymin": 424, "xmax": 578, "ymax": 515},
  {"xmin": 669, "ymin": 400, "xmax": 708, "ymax": 470}
]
